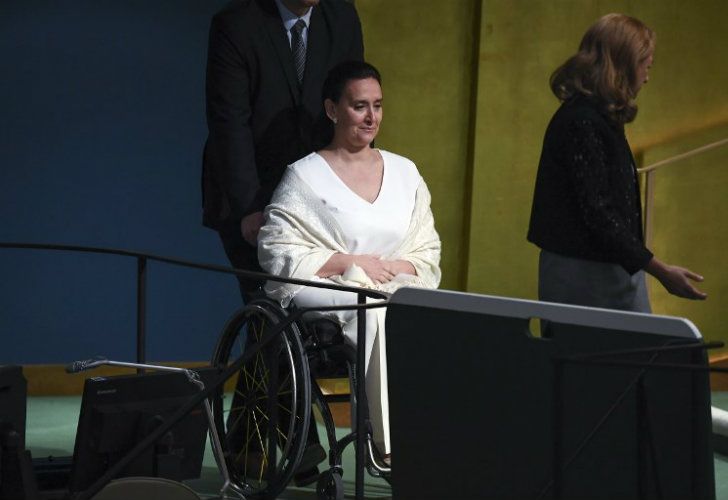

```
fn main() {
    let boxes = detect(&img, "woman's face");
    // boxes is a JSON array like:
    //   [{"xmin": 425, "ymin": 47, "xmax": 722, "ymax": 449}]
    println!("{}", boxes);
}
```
[
  {"xmin": 328, "ymin": 77, "xmax": 383, "ymax": 148},
  {"xmin": 634, "ymin": 50, "xmax": 654, "ymax": 94}
]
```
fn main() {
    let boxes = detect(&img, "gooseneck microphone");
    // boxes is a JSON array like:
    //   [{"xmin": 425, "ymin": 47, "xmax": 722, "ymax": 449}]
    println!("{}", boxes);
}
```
[
  {"xmin": 61, "ymin": 356, "xmax": 241, "ymax": 499},
  {"xmin": 65, "ymin": 356, "xmax": 109, "ymax": 374}
]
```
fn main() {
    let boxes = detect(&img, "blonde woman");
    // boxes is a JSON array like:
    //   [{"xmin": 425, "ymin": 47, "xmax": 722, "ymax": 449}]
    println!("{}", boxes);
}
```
[{"xmin": 528, "ymin": 13, "xmax": 706, "ymax": 312}]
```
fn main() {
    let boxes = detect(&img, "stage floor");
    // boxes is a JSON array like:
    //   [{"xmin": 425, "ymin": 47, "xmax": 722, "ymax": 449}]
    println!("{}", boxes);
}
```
[
  {"xmin": 25, "ymin": 395, "xmax": 391, "ymax": 499},
  {"xmin": 26, "ymin": 394, "xmax": 728, "ymax": 499}
]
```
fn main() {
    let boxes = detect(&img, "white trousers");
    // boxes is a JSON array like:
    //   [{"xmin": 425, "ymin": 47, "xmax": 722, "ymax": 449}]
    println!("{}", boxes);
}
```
[{"xmin": 293, "ymin": 282, "xmax": 391, "ymax": 455}]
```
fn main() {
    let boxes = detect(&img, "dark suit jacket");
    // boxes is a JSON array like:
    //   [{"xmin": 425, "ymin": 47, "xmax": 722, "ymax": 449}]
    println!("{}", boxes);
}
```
[
  {"xmin": 202, "ymin": 0, "xmax": 364, "ymax": 230},
  {"xmin": 527, "ymin": 94, "xmax": 653, "ymax": 274}
]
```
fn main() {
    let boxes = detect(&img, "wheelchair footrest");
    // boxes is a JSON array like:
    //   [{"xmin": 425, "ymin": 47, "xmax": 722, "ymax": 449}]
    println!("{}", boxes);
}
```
[{"xmin": 304, "ymin": 317, "xmax": 344, "ymax": 347}]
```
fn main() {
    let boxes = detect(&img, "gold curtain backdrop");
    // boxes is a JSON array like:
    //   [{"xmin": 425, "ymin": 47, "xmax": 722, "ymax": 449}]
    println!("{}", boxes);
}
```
[{"xmin": 356, "ymin": 0, "xmax": 728, "ymax": 349}]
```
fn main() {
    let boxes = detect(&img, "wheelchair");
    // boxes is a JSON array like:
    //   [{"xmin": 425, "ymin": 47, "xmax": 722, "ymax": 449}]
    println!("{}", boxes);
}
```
[{"xmin": 210, "ymin": 292, "xmax": 391, "ymax": 500}]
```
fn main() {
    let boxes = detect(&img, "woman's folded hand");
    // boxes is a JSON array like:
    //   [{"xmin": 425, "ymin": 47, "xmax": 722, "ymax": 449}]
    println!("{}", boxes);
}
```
[{"xmin": 354, "ymin": 254, "xmax": 394, "ymax": 284}]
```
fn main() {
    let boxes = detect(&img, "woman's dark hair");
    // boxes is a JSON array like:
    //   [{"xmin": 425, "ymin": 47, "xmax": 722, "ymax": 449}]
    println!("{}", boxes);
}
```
[
  {"xmin": 322, "ymin": 60, "xmax": 382, "ymax": 103},
  {"xmin": 550, "ymin": 13, "xmax": 655, "ymax": 124}
]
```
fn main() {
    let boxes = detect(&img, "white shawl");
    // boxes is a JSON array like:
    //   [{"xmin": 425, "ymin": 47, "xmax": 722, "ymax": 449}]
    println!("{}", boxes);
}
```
[{"xmin": 258, "ymin": 167, "xmax": 441, "ymax": 306}]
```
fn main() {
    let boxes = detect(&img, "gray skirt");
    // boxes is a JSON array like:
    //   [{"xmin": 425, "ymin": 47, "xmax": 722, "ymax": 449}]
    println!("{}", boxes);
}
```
[{"xmin": 538, "ymin": 250, "xmax": 651, "ymax": 313}]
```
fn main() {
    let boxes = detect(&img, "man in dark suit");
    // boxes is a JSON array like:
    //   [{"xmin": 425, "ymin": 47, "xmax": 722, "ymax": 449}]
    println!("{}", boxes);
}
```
[
  {"xmin": 203, "ymin": 0, "xmax": 364, "ymax": 298},
  {"xmin": 202, "ymin": 0, "xmax": 364, "ymax": 486}
]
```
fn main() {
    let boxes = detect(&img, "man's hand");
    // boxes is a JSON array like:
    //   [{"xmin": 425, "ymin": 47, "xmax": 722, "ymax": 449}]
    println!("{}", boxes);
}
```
[{"xmin": 240, "ymin": 211, "xmax": 265, "ymax": 246}]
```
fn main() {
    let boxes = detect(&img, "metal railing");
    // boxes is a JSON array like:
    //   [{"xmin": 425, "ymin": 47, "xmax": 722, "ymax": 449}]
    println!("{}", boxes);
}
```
[
  {"xmin": 0, "ymin": 241, "xmax": 389, "ymax": 500},
  {"xmin": 0, "ymin": 242, "xmax": 387, "ymax": 366},
  {"xmin": 637, "ymin": 136, "xmax": 728, "ymax": 248}
]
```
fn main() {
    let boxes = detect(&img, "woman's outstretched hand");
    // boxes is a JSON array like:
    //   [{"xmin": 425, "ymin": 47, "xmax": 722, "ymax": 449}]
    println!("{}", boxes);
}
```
[{"xmin": 645, "ymin": 258, "xmax": 708, "ymax": 300}]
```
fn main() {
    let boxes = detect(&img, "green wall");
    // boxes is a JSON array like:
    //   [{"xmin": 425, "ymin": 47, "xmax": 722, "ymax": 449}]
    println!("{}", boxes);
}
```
[
  {"xmin": 357, "ymin": 0, "xmax": 480, "ymax": 291},
  {"xmin": 642, "ymin": 124, "xmax": 728, "ymax": 352},
  {"xmin": 359, "ymin": 0, "xmax": 728, "ymax": 347}
]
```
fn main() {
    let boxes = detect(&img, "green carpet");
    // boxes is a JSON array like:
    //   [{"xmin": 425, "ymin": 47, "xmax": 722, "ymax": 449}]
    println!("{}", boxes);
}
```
[
  {"xmin": 710, "ymin": 392, "xmax": 728, "ymax": 500},
  {"xmin": 26, "ymin": 393, "xmax": 728, "ymax": 499},
  {"xmin": 25, "ymin": 395, "xmax": 391, "ymax": 499}
]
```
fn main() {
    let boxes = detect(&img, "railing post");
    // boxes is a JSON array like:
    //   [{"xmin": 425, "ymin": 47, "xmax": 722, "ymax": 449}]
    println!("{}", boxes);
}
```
[
  {"xmin": 136, "ymin": 256, "xmax": 147, "ymax": 374},
  {"xmin": 355, "ymin": 292, "xmax": 366, "ymax": 500},
  {"xmin": 636, "ymin": 150, "xmax": 653, "ymax": 298},
  {"xmin": 643, "ymin": 169, "xmax": 655, "ymax": 250},
  {"xmin": 552, "ymin": 358, "xmax": 563, "ymax": 500}
]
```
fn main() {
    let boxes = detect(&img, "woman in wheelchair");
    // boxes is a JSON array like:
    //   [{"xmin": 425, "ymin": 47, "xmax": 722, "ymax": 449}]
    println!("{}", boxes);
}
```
[{"xmin": 258, "ymin": 60, "xmax": 442, "ymax": 465}]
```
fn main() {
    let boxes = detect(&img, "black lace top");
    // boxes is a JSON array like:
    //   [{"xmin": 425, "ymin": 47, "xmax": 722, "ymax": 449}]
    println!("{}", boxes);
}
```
[{"xmin": 527, "ymin": 95, "xmax": 653, "ymax": 274}]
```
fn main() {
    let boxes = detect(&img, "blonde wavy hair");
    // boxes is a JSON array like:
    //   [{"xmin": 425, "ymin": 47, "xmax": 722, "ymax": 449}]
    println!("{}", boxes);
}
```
[{"xmin": 550, "ymin": 13, "xmax": 655, "ymax": 124}]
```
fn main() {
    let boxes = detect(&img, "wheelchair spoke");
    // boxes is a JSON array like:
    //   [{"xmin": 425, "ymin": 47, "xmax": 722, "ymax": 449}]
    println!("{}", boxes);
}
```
[
  {"xmin": 228, "ymin": 386, "xmax": 275, "ymax": 415},
  {"xmin": 211, "ymin": 300, "xmax": 312, "ymax": 499},
  {"xmin": 247, "ymin": 349, "xmax": 265, "ymax": 387},
  {"xmin": 229, "ymin": 395, "xmax": 297, "ymax": 457},
  {"xmin": 240, "ymin": 412, "xmax": 261, "ymax": 454},
  {"xmin": 251, "ymin": 408, "xmax": 297, "ymax": 475},
  {"xmin": 250, "ymin": 410, "xmax": 268, "ymax": 481},
  {"xmin": 242, "ymin": 364, "xmax": 268, "ymax": 395},
  {"xmin": 225, "ymin": 404, "xmax": 249, "ymax": 439},
  {"xmin": 226, "ymin": 392, "xmax": 272, "ymax": 439},
  {"xmin": 231, "ymin": 399, "xmax": 293, "ymax": 473},
  {"xmin": 276, "ymin": 401, "xmax": 294, "ymax": 416},
  {"xmin": 279, "ymin": 371, "xmax": 292, "ymax": 390},
  {"xmin": 252, "ymin": 406, "xmax": 291, "ymax": 442}
]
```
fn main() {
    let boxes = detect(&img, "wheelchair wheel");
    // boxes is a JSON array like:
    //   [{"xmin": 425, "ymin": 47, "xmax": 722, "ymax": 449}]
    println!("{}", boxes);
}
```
[
  {"xmin": 316, "ymin": 469, "xmax": 344, "ymax": 500},
  {"xmin": 211, "ymin": 298, "xmax": 311, "ymax": 499}
]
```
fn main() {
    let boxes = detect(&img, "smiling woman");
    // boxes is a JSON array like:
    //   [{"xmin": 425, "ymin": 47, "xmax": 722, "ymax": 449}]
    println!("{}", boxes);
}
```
[
  {"xmin": 318, "ymin": 75, "xmax": 384, "ymax": 207},
  {"xmin": 257, "ymin": 60, "xmax": 442, "ymax": 462}
]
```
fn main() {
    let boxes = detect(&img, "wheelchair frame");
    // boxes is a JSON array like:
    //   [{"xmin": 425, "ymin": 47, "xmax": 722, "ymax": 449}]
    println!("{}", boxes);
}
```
[{"xmin": 210, "ymin": 292, "xmax": 392, "ymax": 499}]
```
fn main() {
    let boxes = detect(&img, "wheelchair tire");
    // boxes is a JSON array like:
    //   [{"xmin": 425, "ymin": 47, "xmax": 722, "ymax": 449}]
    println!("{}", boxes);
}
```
[
  {"xmin": 316, "ymin": 469, "xmax": 344, "ymax": 500},
  {"xmin": 211, "ymin": 298, "xmax": 311, "ymax": 499}
]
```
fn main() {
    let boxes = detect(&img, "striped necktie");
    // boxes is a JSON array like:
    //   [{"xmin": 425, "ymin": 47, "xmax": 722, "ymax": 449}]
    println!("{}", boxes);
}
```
[{"xmin": 291, "ymin": 19, "xmax": 306, "ymax": 84}]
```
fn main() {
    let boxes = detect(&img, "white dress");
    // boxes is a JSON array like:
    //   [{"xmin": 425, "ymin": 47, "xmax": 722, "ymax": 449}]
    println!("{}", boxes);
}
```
[
  {"xmin": 290, "ymin": 150, "xmax": 420, "ymax": 454},
  {"xmin": 258, "ymin": 149, "xmax": 440, "ymax": 455}
]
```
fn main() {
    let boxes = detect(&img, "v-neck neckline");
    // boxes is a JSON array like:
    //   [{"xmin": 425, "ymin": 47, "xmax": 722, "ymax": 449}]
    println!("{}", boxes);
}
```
[{"xmin": 314, "ymin": 150, "xmax": 386, "ymax": 206}]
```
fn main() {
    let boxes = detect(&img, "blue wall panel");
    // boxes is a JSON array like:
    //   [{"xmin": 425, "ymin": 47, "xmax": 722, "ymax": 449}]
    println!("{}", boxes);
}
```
[{"xmin": 0, "ymin": 0, "xmax": 242, "ymax": 363}]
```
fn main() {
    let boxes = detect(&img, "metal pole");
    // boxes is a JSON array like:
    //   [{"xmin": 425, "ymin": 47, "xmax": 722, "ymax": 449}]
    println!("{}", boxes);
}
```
[
  {"xmin": 552, "ymin": 359, "xmax": 563, "ymax": 500},
  {"xmin": 355, "ymin": 292, "xmax": 366, "ymax": 500},
  {"xmin": 136, "ymin": 256, "xmax": 147, "ymax": 374}
]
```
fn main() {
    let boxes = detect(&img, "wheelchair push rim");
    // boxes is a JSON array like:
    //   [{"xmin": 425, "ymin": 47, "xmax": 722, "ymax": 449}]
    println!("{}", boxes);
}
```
[{"xmin": 211, "ymin": 298, "xmax": 312, "ymax": 499}]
